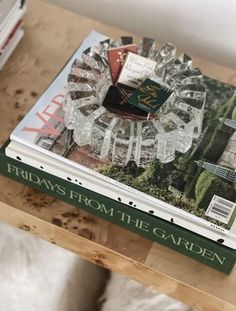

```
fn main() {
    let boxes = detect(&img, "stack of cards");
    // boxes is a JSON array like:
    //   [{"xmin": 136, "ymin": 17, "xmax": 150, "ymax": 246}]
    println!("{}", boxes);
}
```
[
  {"xmin": 105, "ymin": 36, "xmax": 173, "ymax": 119},
  {"xmin": 0, "ymin": 0, "xmax": 26, "ymax": 70}
]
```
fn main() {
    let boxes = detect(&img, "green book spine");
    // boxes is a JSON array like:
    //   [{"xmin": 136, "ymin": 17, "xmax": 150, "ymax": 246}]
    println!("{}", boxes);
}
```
[{"xmin": 0, "ymin": 146, "xmax": 235, "ymax": 274}]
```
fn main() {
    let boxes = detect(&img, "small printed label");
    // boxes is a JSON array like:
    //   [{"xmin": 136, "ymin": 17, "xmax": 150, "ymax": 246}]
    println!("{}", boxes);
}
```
[
  {"xmin": 117, "ymin": 52, "xmax": 156, "ymax": 89},
  {"xmin": 205, "ymin": 195, "xmax": 236, "ymax": 224}
]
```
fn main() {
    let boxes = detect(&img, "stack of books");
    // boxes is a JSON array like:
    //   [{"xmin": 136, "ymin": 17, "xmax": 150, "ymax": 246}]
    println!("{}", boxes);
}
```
[
  {"xmin": 1, "ymin": 31, "xmax": 236, "ymax": 274},
  {"xmin": 0, "ymin": 0, "xmax": 26, "ymax": 70}
]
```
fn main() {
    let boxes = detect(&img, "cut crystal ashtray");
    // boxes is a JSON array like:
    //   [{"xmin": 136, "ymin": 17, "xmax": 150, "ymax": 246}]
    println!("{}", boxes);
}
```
[{"xmin": 63, "ymin": 36, "xmax": 206, "ymax": 167}]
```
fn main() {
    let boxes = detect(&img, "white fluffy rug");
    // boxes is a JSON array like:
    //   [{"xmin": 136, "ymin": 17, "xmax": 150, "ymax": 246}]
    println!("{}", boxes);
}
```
[
  {"xmin": 0, "ymin": 222, "xmax": 106, "ymax": 311},
  {"xmin": 101, "ymin": 273, "xmax": 194, "ymax": 311},
  {"xmin": 0, "ymin": 222, "xmax": 194, "ymax": 311}
]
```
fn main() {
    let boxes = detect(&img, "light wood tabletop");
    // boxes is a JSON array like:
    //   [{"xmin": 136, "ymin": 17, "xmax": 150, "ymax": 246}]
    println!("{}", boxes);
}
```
[{"xmin": 0, "ymin": 1, "xmax": 236, "ymax": 310}]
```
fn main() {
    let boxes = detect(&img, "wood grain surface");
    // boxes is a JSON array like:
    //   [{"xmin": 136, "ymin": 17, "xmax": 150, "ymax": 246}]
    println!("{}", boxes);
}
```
[{"xmin": 0, "ymin": 1, "xmax": 236, "ymax": 310}]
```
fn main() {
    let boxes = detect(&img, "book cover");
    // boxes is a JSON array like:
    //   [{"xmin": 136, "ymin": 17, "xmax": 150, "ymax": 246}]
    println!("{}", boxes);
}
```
[
  {"xmin": 6, "ymin": 31, "xmax": 236, "ymax": 249},
  {"xmin": 1, "ymin": 142, "xmax": 235, "ymax": 274}
]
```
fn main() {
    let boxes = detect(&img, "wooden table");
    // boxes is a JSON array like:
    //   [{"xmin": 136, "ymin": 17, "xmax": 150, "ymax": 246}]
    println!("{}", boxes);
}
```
[{"xmin": 0, "ymin": 1, "xmax": 236, "ymax": 310}]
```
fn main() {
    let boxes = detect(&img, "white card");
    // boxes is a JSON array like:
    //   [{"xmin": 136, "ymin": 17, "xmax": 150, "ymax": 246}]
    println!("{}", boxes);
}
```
[{"xmin": 117, "ymin": 52, "xmax": 156, "ymax": 88}]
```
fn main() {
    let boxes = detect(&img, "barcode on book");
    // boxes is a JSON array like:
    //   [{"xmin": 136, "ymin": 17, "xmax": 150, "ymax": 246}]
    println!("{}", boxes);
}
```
[{"xmin": 205, "ymin": 195, "xmax": 236, "ymax": 224}]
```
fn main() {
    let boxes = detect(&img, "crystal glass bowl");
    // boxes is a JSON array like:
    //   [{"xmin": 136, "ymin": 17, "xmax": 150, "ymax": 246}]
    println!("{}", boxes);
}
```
[{"xmin": 63, "ymin": 37, "xmax": 206, "ymax": 167}]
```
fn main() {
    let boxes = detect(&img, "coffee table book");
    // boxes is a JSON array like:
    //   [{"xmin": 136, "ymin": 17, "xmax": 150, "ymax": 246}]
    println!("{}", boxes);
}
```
[{"xmin": 0, "ymin": 141, "xmax": 235, "ymax": 274}]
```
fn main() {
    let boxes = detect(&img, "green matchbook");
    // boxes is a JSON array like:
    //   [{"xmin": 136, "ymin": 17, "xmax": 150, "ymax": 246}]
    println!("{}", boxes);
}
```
[{"xmin": 0, "ymin": 142, "xmax": 235, "ymax": 274}]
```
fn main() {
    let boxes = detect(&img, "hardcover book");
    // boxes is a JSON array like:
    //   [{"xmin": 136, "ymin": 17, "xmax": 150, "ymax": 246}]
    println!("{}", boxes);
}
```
[
  {"xmin": 0, "ymin": 0, "xmax": 26, "ymax": 69},
  {"xmin": 4, "ymin": 31, "xmax": 236, "ymax": 251},
  {"xmin": 1, "ymin": 143, "xmax": 235, "ymax": 274}
]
